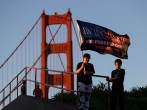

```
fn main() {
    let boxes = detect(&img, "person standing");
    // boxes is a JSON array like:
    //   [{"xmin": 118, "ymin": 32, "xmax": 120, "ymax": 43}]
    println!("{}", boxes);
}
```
[
  {"xmin": 21, "ymin": 80, "xmax": 27, "ymax": 95},
  {"xmin": 33, "ymin": 83, "xmax": 43, "ymax": 98},
  {"xmin": 76, "ymin": 53, "xmax": 95, "ymax": 110},
  {"xmin": 107, "ymin": 59, "xmax": 125, "ymax": 110}
]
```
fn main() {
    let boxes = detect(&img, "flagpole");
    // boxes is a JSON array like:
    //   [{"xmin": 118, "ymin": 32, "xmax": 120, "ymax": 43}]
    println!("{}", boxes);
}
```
[{"xmin": 76, "ymin": 20, "xmax": 84, "ymax": 57}]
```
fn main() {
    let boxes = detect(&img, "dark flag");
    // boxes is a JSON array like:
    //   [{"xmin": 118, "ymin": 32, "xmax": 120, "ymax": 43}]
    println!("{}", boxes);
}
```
[{"xmin": 77, "ymin": 20, "xmax": 131, "ymax": 59}]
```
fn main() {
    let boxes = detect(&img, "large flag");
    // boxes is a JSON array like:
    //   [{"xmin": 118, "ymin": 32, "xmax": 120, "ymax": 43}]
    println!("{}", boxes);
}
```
[{"xmin": 77, "ymin": 20, "xmax": 131, "ymax": 59}]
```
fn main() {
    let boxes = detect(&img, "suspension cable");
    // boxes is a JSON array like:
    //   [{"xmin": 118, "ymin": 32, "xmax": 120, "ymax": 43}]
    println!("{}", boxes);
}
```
[
  {"xmin": 28, "ymin": 34, "xmax": 31, "ymax": 95},
  {"xmin": 0, "ymin": 14, "xmax": 44, "ymax": 105},
  {"xmin": 33, "ymin": 27, "xmax": 35, "ymax": 63},
  {"xmin": 0, "ymin": 15, "xmax": 41, "ymax": 69},
  {"xmin": 20, "ymin": 44, "xmax": 22, "ymax": 79},
  {"xmin": 6, "ymin": 62, "xmax": 8, "ymax": 102},
  {"xmin": 2, "ymin": 67, "xmax": 3, "ymax": 89},
  {"xmin": 47, "ymin": 26, "xmax": 66, "ymax": 71},
  {"xmin": 35, "ymin": 23, "xmax": 39, "ymax": 67},
  {"xmin": 25, "ymin": 37, "xmax": 26, "ymax": 67}
]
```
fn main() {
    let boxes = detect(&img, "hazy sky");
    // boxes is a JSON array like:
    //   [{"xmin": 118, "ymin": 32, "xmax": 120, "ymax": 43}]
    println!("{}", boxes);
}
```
[{"xmin": 0, "ymin": 0, "xmax": 147, "ymax": 91}]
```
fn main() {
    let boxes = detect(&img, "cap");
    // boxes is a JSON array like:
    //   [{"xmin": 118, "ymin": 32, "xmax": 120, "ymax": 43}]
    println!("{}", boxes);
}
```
[{"xmin": 83, "ymin": 53, "xmax": 91, "ymax": 59}]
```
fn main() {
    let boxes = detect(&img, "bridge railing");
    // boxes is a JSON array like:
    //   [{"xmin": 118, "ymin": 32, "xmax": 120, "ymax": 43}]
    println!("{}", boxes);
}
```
[
  {"xmin": 0, "ymin": 67, "xmax": 111, "ymax": 110},
  {"xmin": 0, "ymin": 67, "xmax": 27, "ymax": 109},
  {"xmin": 25, "ymin": 67, "xmax": 111, "ymax": 110}
]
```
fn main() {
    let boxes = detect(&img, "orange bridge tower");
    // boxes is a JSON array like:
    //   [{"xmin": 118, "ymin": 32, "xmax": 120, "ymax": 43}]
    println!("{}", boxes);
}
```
[{"xmin": 41, "ymin": 9, "xmax": 74, "ymax": 98}]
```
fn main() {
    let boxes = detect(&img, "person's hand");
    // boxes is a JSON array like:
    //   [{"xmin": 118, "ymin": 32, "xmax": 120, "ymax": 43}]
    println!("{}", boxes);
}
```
[
  {"xmin": 81, "ymin": 64, "xmax": 84, "ymax": 68},
  {"xmin": 81, "ymin": 63, "xmax": 86, "ymax": 68},
  {"xmin": 106, "ymin": 77, "xmax": 109, "ymax": 81}
]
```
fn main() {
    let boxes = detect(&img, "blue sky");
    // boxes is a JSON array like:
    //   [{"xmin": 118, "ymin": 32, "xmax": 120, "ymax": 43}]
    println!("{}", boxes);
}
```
[{"xmin": 0, "ymin": 0, "xmax": 147, "ymax": 91}]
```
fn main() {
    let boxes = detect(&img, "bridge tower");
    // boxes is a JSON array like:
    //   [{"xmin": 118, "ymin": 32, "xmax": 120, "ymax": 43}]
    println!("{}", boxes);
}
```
[{"xmin": 41, "ymin": 9, "xmax": 73, "ymax": 98}]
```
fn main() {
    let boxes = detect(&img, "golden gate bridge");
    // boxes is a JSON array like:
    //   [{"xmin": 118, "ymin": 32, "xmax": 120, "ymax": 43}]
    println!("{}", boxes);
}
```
[{"xmin": 0, "ymin": 9, "xmax": 110, "ymax": 110}]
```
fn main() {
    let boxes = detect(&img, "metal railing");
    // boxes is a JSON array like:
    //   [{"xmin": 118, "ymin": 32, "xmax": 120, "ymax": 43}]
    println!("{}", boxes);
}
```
[
  {"xmin": 0, "ymin": 67, "xmax": 27, "ymax": 107},
  {"xmin": 0, "ymin": 67, "xmax": 111, "ymax": 110}
]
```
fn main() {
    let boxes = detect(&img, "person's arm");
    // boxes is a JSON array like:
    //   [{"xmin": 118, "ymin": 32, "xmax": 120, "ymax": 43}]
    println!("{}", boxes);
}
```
[
  {"xmin": 84, "ymin": 64, "xmax": 95, "ymax": 75},
  {"xmin": 108, "ymin": 69, "xmax": 126, "ymax": 82},
  {"xmin": 84, "ymin": 69, "xmax": 95, "ymax": 75},
  {"xmin": 84, "ymin": 71, "xmax": 94, "ymax": 75},
  {"xmin": 76, "ymin": 63, "xmax": 84, "ymax": 74},
  {"xmin": 109, "ymin": 69, "xmax": 125, "ymax": 82},
  {"xmin": 108, "ymin": 77, "xmax": 120, "ymax": 82},
  {"xmin": 107, "ymin": 70, "xmax": 120, "ymax": 82}
]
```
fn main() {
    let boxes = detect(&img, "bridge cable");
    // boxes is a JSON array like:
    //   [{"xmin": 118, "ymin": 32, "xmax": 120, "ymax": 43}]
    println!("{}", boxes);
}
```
[
  {"xmin": 0, "ymin": 15, "xmax": 42, "ymax": 69},
  {"xmin": 0, "ymin": 15, "xmax": 41, "ymax": 105},
  {"xmin": 47, "ymin": 26, "xmax": 66, "ymax": 71}
]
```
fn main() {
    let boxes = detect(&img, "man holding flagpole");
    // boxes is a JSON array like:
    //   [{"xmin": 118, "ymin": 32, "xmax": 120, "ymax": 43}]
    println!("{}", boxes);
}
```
[{"xmin": 76, "ymin": 53, "xmax": 95, "ymax": 110}]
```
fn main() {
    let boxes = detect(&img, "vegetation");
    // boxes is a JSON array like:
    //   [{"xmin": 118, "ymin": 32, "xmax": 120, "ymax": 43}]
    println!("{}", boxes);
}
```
[
  {"xmin": 124, "ymin": 86, "xmax": 147, "ymax": 110},
  {"xmin": 53, "ymin": 83, "xmax": 147, "ymax": 110}
]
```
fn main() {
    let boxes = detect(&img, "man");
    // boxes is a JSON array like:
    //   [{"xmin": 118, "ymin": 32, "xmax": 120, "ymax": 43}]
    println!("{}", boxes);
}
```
[
  {"xmin": 33, "ymin": 83, "xmax": 43, "ymax": 98},
  {"xmin": 107, "ymin": 59, "xmax": 125, "ymax": 110},
  {"xmin": 76, "ymin": 53, "xmax": 95, "ymax": 110}
]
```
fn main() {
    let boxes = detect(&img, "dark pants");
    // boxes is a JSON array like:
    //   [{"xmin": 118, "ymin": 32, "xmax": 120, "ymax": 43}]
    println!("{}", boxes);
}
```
[
  {"xmin": 111, "ymin": 89, "xmax": 124, "ymax": 110},
  {"xmin": 78, "ymin": 82, "xmax": 92, "ymax": 110}
]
